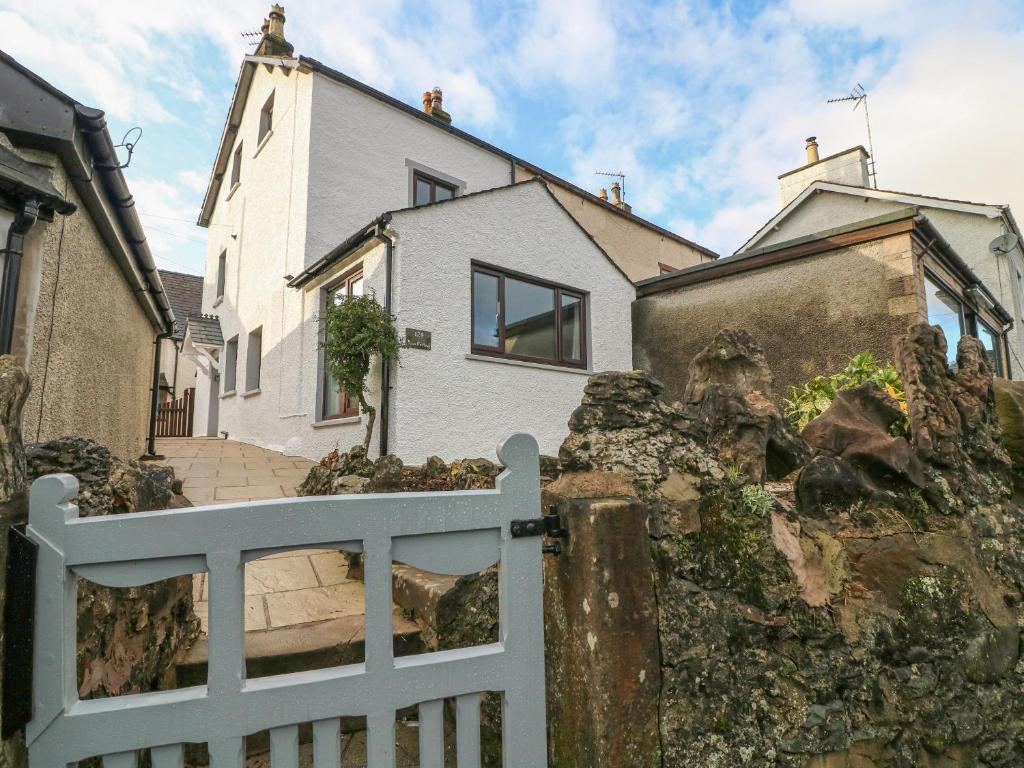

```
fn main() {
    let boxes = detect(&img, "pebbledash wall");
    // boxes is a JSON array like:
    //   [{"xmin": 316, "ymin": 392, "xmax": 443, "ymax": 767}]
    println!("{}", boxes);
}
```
[
  {"xmin": 2, "ymin": 138, "xmax": 157, "ymax": 459},
  {"xmin": 745, "ymin": 190, "xmax": 1024, "ymax": 378}
]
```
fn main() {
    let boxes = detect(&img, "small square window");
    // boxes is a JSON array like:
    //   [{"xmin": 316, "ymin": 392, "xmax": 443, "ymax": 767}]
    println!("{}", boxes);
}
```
[
  {"xmin": 413, "ymin": 171, "xmax": 456, "ymax": 207},
  {"xmin": 258, "ymin": 92, "xmax": 274, "ymax": 144}
]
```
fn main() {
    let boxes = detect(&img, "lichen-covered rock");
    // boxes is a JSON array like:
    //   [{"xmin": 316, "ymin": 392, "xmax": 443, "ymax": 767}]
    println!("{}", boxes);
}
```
[
  {"xmin": 682, "ymin": 330, "xmax": 808, "ymax": 482},
  {"xmin": 25, "ymin": 437, "xmax": 199, "ymax": 700},
  {"xmin": 993, "ymin": 378, "xmax": 1024, "ymax": 486},
  {"xmin": 560, "ymin": 326, "xmax": 1024, "ymax": 766}
]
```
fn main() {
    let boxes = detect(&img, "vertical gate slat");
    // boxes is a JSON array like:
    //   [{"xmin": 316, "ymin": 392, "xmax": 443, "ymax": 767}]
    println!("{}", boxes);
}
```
[
  {"xmin": 455, "ymin": 693, "xmax": 481, "ymax": 768},
  {"xmin": 151, "ymin": 743, "xmax": 184, "ymax": 768},
  {"xmin": 367, "ymin": 710, "xmax": 396, "ymax": 768},
  {"xmin": 418, "ymin": 699, "xmax": 444, "ymax": 768},
  {"xmin": 270, "ymin": 724, "xmax": 300, "ymax": 768},
  {"xmin": 103, "ymin": 750, "xmax": 138, "ymax": 768},
  {"xmin": 312, "ymin": 717, "xmax": 342, "ymax": 767},
  {"xmin": 207, "ymin": 737, "xmax": 245, "ymax": 768}
]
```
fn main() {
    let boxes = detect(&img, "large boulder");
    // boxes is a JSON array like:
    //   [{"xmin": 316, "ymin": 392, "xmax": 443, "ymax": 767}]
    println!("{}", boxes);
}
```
[
  {"xmin": 682, "ymin": 330, "xmax": 808, "ymax": 483},
  {"xmin": 993, "ymin": 378, "xmax": 1024, "ymax": 485},
  {"xmin": 797, "ymin": 384, "xmax": 934, "ymax": 516}
]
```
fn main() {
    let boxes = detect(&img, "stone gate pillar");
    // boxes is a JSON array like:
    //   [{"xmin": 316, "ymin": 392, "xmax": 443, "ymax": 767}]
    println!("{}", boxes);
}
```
[{"xmin": 543, "ymin": 472, "xmax": 662, "ymax": 768}]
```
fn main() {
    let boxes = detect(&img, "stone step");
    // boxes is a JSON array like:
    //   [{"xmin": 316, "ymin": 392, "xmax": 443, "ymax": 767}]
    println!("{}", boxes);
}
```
[
  {"xmin": 391, "ymin": 564, "xmax": 459, "ymax": 647},
  {"xmin": 176, "ymin": 613, "xmax": 423, "ymax": 686}
]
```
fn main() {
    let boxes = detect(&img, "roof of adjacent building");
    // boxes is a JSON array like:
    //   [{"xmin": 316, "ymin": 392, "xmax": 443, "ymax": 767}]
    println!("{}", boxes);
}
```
[
  {"xmin": 738, "ymin": 180, "xmax": 1018, "ymax": 255},
  {"xmin": 0, "ymin": 50, "xmax": 174, "ymax": 333},
  {"xmin": 638, "ymin": 206, "xmax": 1014, "ymax": 328},
  {"xmin": 185, "ymin": 314, "xmax": 224, "ymax": 347},
  {"xmin": 287, "ymin": 179, "xmax": 632, "ymax": 289},
  {"xmin": 158, "ymin": 270, "xmax": 204, "ymax": 340},
  {"xmin": 197, "ymin": 54, "xmax": 718, "ymax": 261}
]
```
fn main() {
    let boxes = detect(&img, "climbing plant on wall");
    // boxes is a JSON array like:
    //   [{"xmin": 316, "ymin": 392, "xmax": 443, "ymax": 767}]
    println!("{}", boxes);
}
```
[{"xmin": 321, "ymin": 292, "xmax": 400, "ymax": 451}]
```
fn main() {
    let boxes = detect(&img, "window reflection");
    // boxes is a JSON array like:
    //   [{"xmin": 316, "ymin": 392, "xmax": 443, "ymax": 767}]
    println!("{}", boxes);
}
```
[
  {"xmin": 924, "ymin": 274, "xmax": 963, "ymax": 364},
  {"xmin": 473, "ymin": 272, "xmax": 500, "ymax": 348}
]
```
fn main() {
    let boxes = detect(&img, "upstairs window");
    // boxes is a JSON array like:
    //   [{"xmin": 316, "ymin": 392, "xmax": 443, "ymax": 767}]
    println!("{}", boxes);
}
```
[
  {"xmin": 223, "ymin": 336, "xmax": 239, "ymax": 393},
  {"xmin": 245, "ymin": 327, "xmax": 263, "ymax": 392},
  {"xmin": 230, "ymin": 143, "xmax": 243, "ymax": 188},
  {"xmin": 258, "ymin": 92, "xmax": 274, "ymax": 144},
  {"xmin": 216, "ymin": 250, "xmax": 227, "ymax": 299},
  {"xmin": 413, "ymin": 171, "xmax": 456, "ymax": 207},
  {"xmin": 471, "ymin": 263, "xmax": 586, "ymax": 368}
]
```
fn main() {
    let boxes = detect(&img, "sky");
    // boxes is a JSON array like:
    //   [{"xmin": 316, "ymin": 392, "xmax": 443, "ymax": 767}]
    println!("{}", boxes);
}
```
[{"xmin": 1, "ymin": 0, "xmax": 1023, "ymax": 276}]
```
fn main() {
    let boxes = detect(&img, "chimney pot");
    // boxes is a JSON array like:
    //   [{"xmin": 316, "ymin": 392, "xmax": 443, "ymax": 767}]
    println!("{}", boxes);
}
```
[
  {"xmin": 610, "ymin": 182, "xmax": 622, "ymax": 205},
  {"xmin": 423, "ymin": 86, "xmax": 452, "ymax": 124},
  {"xmin": 256, "ymin": 4, "xmax": 293, "ymax": 57},
  {"xmin": 422, "ymin": 91, "xmax": 432, "ymax": 113},
  {"xmin": 598, "ymin": 188, "xmax": 608, "ymax": 201},
  {"xmin": 805, "ymin": 136, "xmax": 820, "ymax": 164}
]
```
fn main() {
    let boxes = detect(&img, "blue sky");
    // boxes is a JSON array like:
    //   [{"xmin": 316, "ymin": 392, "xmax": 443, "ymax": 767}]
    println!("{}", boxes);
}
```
[{"xmin": 2, "ymin": 0, "xmax": 1023, "ymax": 275}]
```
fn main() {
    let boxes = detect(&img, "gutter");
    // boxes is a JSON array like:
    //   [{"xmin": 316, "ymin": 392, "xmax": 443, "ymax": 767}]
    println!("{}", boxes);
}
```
[{"xmin": 74, "ymin": 105, "xmax": 174, "ymax": 334}]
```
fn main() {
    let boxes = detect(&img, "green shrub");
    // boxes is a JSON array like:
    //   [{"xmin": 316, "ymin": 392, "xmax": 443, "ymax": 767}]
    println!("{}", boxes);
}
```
[{"xmin": 785, "ymin": 352, "xmax": 909, "ymax": 435}]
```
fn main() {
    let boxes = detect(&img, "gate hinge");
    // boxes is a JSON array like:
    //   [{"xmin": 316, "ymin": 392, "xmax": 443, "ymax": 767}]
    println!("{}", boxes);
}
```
[{"xmin": 511, "ymin": 506, "xmax": 568, "ymax": 554}]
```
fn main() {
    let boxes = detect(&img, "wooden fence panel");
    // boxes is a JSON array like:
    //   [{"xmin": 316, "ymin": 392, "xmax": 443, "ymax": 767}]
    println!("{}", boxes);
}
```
[{"xmin": 156, "ymin": 388, "xmax": 194, "ymax": 437}]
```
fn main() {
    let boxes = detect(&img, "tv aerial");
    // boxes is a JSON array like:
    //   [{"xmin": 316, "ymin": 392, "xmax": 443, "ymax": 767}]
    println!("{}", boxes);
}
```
[
  {"xmin": 827, "ymin": 84, "xmax": 878, "ymax": 188},
  {"xmin": 989, "ymin": 232, "xmax": 1020, "ymax": 255},
  {"xmin": 595, "ymin": 171, "xmax": 626, "ymax": 200},
  {"xmin": 241, "ymin": 29, "xmax": 262, "ymax": 48}
]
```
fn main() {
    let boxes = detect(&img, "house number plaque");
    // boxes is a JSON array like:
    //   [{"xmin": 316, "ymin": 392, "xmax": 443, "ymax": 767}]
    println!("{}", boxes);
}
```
[{"xmin": 405, "ymin": 328, "xmax": 431, "ymax": 350}]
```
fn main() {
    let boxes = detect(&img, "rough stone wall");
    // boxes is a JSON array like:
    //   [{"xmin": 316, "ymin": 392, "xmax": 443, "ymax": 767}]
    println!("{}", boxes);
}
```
[
  {"xmin": 632, "ymin": 235, "xmax": 923, "ymax": 405},
  {"xmin": 559, "ymin": 327, "xmax": 1024, "ymax": 767},
  {"xmin": 26, "ymin": 437, "xmax": 199, "ymax": 699},
  {"xmin": 4, "ymin": 140, "xmax": 158, "ymax": 461}
]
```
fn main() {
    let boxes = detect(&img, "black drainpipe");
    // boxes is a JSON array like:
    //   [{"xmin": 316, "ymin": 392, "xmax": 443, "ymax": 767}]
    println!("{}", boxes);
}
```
[
  {"xmin": 374, "ymin": 217, "xmax": 394, "ymax": 457},
  {"xmin": 0, "ymin": 201, "xmax": 40, "ymax": 356},
  {"xmin": 146, "ymin": 331, "xmax": 172, "ymax": 456}
]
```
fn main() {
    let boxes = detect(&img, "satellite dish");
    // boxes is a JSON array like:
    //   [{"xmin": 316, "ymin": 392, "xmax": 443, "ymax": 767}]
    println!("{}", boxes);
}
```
[{"xmin": 989, "ymin": 232, "xmax": 1019, "ymax": 255}]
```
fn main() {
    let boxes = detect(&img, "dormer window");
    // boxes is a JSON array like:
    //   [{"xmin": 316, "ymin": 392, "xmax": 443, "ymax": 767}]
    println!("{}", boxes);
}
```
[{"xmin": 413, "ymin": 171, "xmax": 455, "ymax": 206}]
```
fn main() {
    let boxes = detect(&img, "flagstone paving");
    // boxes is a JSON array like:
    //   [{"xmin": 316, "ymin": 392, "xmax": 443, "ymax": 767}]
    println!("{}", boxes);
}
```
[{"xmin": 156, "ymin": 438, "xmax": 365, "ymax": 632}]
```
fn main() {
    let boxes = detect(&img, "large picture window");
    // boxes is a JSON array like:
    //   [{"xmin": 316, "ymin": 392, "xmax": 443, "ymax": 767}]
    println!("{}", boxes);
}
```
[
  {"xmin": 321, "ymin": 266, "xmax": 364, "ymax": 420},
  {"xmin": 471, "ymin": 263, "xmax": 587, "ymax": 368}
]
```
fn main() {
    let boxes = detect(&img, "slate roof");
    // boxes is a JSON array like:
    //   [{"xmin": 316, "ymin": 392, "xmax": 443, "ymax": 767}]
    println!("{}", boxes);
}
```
[
  {"xmin": 186, "ymin": 314, "xmax": 224, "ymax": 347},
  {"xmin": 158, "ymin": 270, "xmax": 204, "ymax": 340}
]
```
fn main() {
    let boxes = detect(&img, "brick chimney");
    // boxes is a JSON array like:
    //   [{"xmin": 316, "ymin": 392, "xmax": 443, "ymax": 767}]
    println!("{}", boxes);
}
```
[
  {"xmin": 256, "ymin": 4, "xmax": 294, "ymax": 57},
  {"xmin": 610, "ymin": 182, "xmax": 631, "ymax": 213},
  {"xmin": 422, "ymin": 86, "xmax": 452, "ymax": 124}
]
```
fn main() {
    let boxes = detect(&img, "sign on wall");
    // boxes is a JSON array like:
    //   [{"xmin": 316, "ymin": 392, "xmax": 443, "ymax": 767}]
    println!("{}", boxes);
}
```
[{"xmin": 405, "ymin": 328, "xmax": 431, "ymax": 350}]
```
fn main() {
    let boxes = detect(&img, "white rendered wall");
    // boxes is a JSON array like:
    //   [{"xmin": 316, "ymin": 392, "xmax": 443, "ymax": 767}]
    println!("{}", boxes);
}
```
[
  {"xmin": 194, "ymin": 62, "xmax": 314, "ymax": 447},
  {"xmin": 304, "ymin": 72, "xmax": 512, "ymax": 264},
  {"xmin": 386, "ymin": 181, "xmax": 636, "ymax": 461}
]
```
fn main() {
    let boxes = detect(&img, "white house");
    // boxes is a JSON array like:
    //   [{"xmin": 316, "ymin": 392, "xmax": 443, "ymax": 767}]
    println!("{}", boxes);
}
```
[
  {"xmin": 189, "ymin": 7, "xmax": 668, "ymax": 461},
  {"xmin": 740, "ymin": 137, "xmax": 1024, "ymax": 377}
]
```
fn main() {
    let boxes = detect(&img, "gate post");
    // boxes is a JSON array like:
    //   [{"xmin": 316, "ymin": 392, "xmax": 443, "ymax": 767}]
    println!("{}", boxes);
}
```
[{"xmin": 542, "ymin": 472, "xmax": 662, "ymax": 768}]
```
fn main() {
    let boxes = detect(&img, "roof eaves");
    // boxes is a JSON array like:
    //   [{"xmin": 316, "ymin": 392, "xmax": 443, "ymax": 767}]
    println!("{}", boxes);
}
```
[
  {"xmin": 639, "ymin": 207, "xmax": 922, "ymax": 296},
  {"xmin": 287, "ymin": 217, "xmax": 385, "ymax": 289}
]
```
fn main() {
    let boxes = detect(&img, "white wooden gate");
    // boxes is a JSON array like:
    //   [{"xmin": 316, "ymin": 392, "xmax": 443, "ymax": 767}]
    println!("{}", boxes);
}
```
[{"xmin": 25, "ymin": 434, "xmax": 547, "ymax": 767}]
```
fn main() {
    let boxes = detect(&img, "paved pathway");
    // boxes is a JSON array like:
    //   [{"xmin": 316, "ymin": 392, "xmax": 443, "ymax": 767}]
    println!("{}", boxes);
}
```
[{"xmin": 156, "ymin": 438, "xmax": 364, "ymax": 632}]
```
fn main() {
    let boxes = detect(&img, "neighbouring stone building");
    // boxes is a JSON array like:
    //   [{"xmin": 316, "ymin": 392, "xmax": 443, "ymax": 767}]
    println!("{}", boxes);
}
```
[
  {"xmin": 634, "ymin": 208, "xmax": 1013, "ymax": 403},
  {"xmin": 0, "ymin": 51, "xmax": 175, "ymax": 460}
]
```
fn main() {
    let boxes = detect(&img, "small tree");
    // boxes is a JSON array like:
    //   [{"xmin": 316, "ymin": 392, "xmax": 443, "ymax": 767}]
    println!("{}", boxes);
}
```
[{"xmin": 320, "ymin": 292, "xmax": 400, "ymax": 451}]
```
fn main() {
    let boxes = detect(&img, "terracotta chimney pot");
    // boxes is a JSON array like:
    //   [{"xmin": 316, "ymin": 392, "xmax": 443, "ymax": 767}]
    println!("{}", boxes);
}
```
[
  {"xmin": 422, "ymin": 91, "xmax": 433, "ymax": 113},
  {"xmin": 806, "ymin": 136, "xmax": 820, "ymax": 164},
  {"xmin": 598, "ymin": 188, "xmax": 608, "ymax": 201}
]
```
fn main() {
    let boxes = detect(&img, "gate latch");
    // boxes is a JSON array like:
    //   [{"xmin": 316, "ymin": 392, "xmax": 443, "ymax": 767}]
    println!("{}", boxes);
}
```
[{"xmin": 510, "ymin": 506, "xmax": 568, "ymax": 555}]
